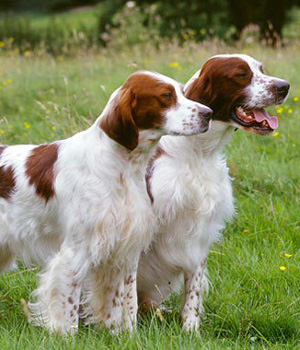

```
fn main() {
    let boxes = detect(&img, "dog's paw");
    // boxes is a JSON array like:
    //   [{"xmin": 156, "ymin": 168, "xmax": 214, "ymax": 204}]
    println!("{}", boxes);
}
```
[{"xmin": 182, "ymin": 314, "xmax": 201, "ymax": 332}]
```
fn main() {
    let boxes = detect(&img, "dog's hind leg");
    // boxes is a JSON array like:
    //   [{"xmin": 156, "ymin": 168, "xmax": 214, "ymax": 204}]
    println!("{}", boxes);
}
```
[
  {"xmin": 29, "ymin": 245, "xmax": 90, "ymax": 335},
  {"xmin": 0, "ymin": 244, "xmax": 14, "ymax": 273}
]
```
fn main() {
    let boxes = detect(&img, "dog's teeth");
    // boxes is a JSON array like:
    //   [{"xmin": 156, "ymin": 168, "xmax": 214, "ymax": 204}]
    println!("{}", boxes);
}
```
[{"xmin": 248, "ymin": 115, "xmax": 253, "ymax": 119}]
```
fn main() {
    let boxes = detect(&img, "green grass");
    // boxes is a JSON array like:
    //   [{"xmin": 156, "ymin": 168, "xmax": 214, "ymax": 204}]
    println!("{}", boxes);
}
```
[
  {"xmin": 1, "ymin": 6, "xmax": 100, "ymax": 31},
  {"xmin": 0, "ymin": 6, "xmax": 101, "ymax": 55},
  {"xmin": 0, "ymin": 42, "xmax": 300, "ymax": 349},
  {"xmin": 284, "ymin": 6, "xmax": 300, "ymax": 40},
  {"xmin": 27, "ymin": 7, "xmax": 100, "ymax": 31}
]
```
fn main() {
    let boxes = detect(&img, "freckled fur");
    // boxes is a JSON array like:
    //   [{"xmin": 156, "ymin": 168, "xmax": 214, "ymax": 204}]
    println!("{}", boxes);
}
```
[
  {"xmin": 0, "ymin": 70, "xmax": 212, "ymax": 335},
  {"xmin": 137, "ymin": 54, "xmax": 289, "ymax": 331}
]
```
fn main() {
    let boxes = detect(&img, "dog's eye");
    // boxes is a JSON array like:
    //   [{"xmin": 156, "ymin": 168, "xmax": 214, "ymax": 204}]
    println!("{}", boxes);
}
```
[
  {"xmin": 236, "ymin": 72, "xmax": 248, "ymax": 78},
  {"xmin": 162, "ymin": 92, "xmax": 173, "ymax": 99}
]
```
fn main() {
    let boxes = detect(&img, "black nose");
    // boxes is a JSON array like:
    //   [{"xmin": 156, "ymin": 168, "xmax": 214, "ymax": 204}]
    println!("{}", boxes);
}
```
[
  {"xmin": 275, "ymin": 80, "xmax": 290, "ymax": 98},
  {"xmin": 199, "ymin": 107, "xmax": 213, "ymax": 120}
]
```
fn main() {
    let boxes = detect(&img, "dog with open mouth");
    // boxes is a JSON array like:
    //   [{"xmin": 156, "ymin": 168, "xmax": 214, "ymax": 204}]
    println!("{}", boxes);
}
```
[
  {"xmin": 185, "ymin": 54, "xmax": 288, "ymax": 135},
  {"xmin": 137, "ymin": 54, "xmax": 289, "ymax": 331}
]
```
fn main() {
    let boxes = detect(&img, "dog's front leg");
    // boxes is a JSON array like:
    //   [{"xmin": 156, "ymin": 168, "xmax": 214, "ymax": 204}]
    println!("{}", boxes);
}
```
[
  {"xmin": 123, "ymin": 260, "xmax": 138, "ymax": 331},
  {"xmin": 181, "ymin": 257, "xmax": 208, "ymax": 331},
  {"xmin": 85, "ymin": 263, "xmax": 138, "ymax": 333},
  {"xmin": 83, "ymin": 266, "xmax": 126, "ymax": 333},
  {"xmin": 101, "ymin": 270, "xmax": 126, "ymax": 333}
]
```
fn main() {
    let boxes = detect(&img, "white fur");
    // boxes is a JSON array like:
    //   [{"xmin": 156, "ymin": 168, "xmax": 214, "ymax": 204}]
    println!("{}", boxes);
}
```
[
  {"xmin": 137, "ymin": 54, "xmax": 288, "ymax": 331},
  {"xmin": 0, "ymin": 71, "xmax": 211, "ymax": 335}
]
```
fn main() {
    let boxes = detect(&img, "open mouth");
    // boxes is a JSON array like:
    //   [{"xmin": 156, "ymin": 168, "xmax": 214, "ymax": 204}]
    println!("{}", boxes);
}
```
[{"xmin": 232, "ymin": 106, "xmax": 278, "ymax": 133}]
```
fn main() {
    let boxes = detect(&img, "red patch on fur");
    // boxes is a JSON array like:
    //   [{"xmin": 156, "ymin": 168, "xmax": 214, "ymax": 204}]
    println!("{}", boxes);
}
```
[
  {"xmin": 0, "ymin": 146, "xmax": 16, "ymax": 200},
  {"xmin": 145, "ymin": 145, "xmax": 167, "ymax": 204},
  {"xmin": 25, "ymin": 144, "xmax": 59, "ymax": 202},
  {"xmin": 100, "ymin": 72, "xmax": 177, "ymax": 151},
  {"xmin": 0, "ymin": 146, "xmax": 6, "ymax": 157},
  {"xmin": 185, "ymin": 57, "xmax": 253, "ymax": 120}
]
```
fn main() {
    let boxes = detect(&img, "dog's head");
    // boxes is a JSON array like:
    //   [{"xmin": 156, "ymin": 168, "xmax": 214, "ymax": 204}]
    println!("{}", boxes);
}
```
[
  {"xmin": 185, "ymin": 54, "xmax": 290, "ymax": 135},
  {"xmin": 100, "ymin": 71, "xmax": 212, "ymax": 150}
]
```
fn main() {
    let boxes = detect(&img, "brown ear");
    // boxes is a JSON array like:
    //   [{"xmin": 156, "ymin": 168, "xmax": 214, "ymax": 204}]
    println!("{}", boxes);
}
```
[
  {"xmin": 100, "ymin": 87, "xmax": 138, "ymax": 151},
  {"xmin": 185, "ymin": 71, "xmax": 212, "ymax": 105}
]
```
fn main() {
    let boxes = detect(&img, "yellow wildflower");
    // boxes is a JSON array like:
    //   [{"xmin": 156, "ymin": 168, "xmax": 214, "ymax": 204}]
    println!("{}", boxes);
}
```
[
  {"xmin": 294, "ymin": 97, "xmax": 299, "ymax": 102},
  {"xmin": 7, "ymin": 79, "xmax": 12, "ymax": 84},
  {"xmin": 23, "ymin": 122, "xmax": 30, "ymax": 129},
  {"xmin": 272, "ymin": 131, "xmax": 279, "ymax": 137},
  {"xmin": 52, "ymin": 125, "xmax": 56, "ymax": 130},
  {"xmin": 23, "ymin": 132, "xmax": 27, "ymax": 137},
  {"xmin": 288, "ymin": 109, "xmax": 293, "ymax": 114},
  {"xmin": 169, "ymin": 62, "xmax": 179, "ymax": 68},
  {"xmin": 279, "ymin": 266, "xmax": 286, "ymax": 271},
  {"xmin": 9, "ymin": 125, "xmax": 13, "ymax": 129},
  {"xmin": 0, "ymin": 130, "xmax": 4, "ymax": 134},
  {"xmin": 276, "ymin": 107, "xmax": 283, "ymax": 114},
  {"xmin": 0, "ymin": 41, "xmax": 5, "ymax": 47},
  {"xmin": 284, "ymin": 105, "xmax": 289, "ymax": 110},
  {"xmin": 183, "ymin": 33, "xmax": 189, "ymax": 40},
  {"xmin": 200, "ymin": 28, "xmax": 206, "ymax": 35},
  {"xmin": 3, "ymin": 81, "xmax": 7, "ymax": 86},
  {"xmin": 46, "ymin": 109, "xmax": 51, "ymax": 114},
  {"xmin": 285, "ymin": 253, "xmax": 292, "ymax": 258},
  {"xmin": 8, "ymin": 37, "xmax": 14, "ymax": 43},
  {"xmin": 14, "ymin": 48, "xmax": 19, "ymax": 54},
  {"xmin": 24, "ymin": 50, "xmax": 30, "ymax": 56}
]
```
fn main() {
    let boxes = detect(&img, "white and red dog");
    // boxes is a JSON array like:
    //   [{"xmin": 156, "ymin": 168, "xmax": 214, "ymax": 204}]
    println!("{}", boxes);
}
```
[
  {"xmin": 137, "ymin": 54, "xmax": 290, "ymax": 331},
  {"xmin": 0, "ymin": 71, "xmax": 212, "ymax": 334}
]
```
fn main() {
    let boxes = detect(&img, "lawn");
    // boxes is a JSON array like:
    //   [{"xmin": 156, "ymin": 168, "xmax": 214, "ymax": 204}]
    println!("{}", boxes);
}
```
[
  {"xmin": 0, "ymin": 42, "xmax": 300, "ymax": 349},
  {"xmin": 1, "ymin": 5, "xmax": 100, "ymax": 31},
  {"xmin": 28, "ymin": 7, "xmax": 100, "ymax": 31}
]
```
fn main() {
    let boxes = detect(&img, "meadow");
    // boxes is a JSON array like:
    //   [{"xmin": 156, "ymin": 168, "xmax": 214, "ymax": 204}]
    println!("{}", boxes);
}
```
[{"xmin": 0, "ymin": 30, "xmax": 300, "ymax": 349}]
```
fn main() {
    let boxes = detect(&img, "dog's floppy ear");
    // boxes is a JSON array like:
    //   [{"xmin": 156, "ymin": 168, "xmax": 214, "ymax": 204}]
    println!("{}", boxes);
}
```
[
  {"xmin": 100, "ymin": 87, "xmax": 138, "ymax": 151},
  {"xmin": 185, "ymin": 70, "xmax": 212, "ymax": 105}
]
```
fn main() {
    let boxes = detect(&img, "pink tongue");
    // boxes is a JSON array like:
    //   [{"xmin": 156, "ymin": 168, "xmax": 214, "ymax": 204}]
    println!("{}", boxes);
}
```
[{"xmin": 253, "ymin": 109, "xmax": 278, "ymax": 130}]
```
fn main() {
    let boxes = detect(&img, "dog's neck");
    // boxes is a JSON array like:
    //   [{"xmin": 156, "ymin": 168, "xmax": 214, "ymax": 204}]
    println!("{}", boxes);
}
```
[
  {"xmin": 160, "ymin": 121, "xmax": 234, "ymax": 162},
  {"xmin": 88, "ymin": 120, "xmax": 163, "ymax": 176}
]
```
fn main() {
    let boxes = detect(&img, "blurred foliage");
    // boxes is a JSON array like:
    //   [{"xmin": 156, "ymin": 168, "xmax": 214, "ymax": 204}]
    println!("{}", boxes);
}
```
[
  {"xmin": 228, "ymin": 0, "xmax": 300, "ymax": 46},
  {"xmin": 46, "ymin": 0, "xmax": 100, "ymax": 12},
  {"xmin": 98, "ymin": 0, "xmax": 232, "ymax": 43},
  {"xmin": 0, "ymin": 0, "xmax": 299, "ymax": 54},
  {"xmin": 0, "ymin": 13, "xmax": 99, "ymax": 55},
  {"xmin": 100, "ymin": 3, "xmax": 161, "ymax": 49},
  {"xmin": 0, "ymin": 0, "xmax": 99, "ymax": 12}
]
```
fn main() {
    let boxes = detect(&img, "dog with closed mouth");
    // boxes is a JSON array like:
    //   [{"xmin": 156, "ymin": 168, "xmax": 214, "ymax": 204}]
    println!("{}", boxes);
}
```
[{"xmin": 0, "ymin": 70, "xmax": 212, "ymax": 334}]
